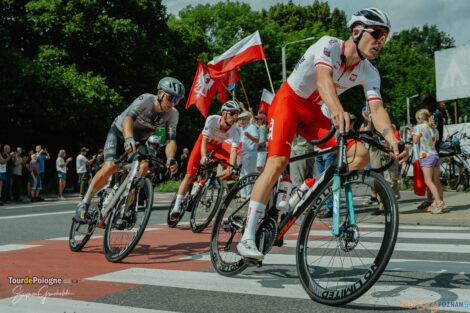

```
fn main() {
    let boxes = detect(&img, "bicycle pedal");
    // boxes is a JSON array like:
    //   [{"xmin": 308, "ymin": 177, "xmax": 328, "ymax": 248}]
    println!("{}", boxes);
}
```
[{"xmin": 245, "ymin": 258, "xmax": 263, "ymax": 267}]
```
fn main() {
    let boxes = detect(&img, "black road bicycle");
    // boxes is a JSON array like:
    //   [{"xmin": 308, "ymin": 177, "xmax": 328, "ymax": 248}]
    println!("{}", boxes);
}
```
[
  {"xmin": 69, "ymin": 148, "xmax": 171, "ymax": 262},
  {"xmin": 210, "ymin": 125, "xmax": 404, "ymax": 305},
  {"xmin": 167, "ymin": 151, "xmax": 239, "ymax": 233}
]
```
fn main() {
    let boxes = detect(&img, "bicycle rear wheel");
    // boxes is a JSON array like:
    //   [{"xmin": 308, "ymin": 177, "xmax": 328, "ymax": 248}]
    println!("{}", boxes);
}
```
[
  {"xmin": 210, "ymin": 173, "xmax": 260, "ymax": 276},
  {"xmin": 190, "ymin": 177, "xmax": 223, "ymax": 233},
  {"xmin": 68, "ymin": 206, "xmax": 100, "ymax": 252},
  {"xmin": 440, "ymin": 157, "xmax": 463, "ymax": 190},
  {"xmin": 103, "ymin": 177, "xmax": 153, "ymax": 262},
  {"xmin": 296, "ymin": 170, "xmax": 398, "ymax": 305}
]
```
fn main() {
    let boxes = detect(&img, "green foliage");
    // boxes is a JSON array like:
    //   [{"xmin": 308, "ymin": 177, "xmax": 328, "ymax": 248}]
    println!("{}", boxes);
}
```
[{"xmin": 154, "ymin": 178, "xmax": 181, "ymax": 192}]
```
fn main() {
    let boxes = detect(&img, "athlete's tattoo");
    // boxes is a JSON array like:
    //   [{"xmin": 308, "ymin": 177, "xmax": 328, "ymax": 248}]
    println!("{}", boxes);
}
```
[{"xmin": 382, "ymin": 128, "xmax": 390, "ymax": 137}]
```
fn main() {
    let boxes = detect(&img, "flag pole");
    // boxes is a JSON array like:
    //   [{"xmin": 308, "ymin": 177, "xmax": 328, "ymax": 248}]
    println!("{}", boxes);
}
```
[
  {"xmin": 263, "ymin": 58, "xmax": 275, "ymax": 94},
  {"xmin": 238, "ymin": 78, "xmax": 252, "ymax": 111},
  {"xmin": 219, "ymin": 80, "xmax": 247, "ymax": 112}
]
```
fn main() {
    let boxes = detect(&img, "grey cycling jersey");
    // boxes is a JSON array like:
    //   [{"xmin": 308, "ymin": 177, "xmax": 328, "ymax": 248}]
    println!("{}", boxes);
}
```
[{"xmin": 113, "ymin": 93, "xmax": 179, "ymax": 141}]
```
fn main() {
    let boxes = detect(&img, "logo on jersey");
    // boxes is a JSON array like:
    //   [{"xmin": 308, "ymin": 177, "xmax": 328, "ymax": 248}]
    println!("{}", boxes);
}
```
[
  {"xmin": 329, "ymin": 39, "xmax": 338, "ymax": 45},
  {"xmin": 323, "ymin": 48, "xmax": 330, "ymax": 57},
  {"xmin": 349, "ymin": 74, "xmax": 357, "ymax": 82},
  {"xmin": 194, "ymin": 69, "xmax": 215, "ymax": 98},
  {"xmin": 268, "ymin": 118, "xmax": 274, "ymax": 141}
]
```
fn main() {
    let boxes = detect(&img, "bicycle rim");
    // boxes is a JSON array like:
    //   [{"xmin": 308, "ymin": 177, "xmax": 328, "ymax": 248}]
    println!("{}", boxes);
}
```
[
  {"xmin": 104, "ymin": 178, "xmax": 153, "ymax": 262},
  {"xmin": 210, "ymin": 173, "xmax": 259, "ymax": 276},
  {"xmin": 190, "ymin": 177, "xmax": 222, "ymax": 233},
  {"xmin": 296, "ymin": 170, "xmax": 398, "ymax": 305},
  {"xmin": 68, "ymin": 206, "xmax": 99, "ymax": 252}
]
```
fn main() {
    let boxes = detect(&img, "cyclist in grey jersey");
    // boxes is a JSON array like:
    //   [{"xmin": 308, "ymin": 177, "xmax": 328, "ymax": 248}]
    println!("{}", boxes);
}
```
[{"xmin": 74, "ymin": 77, "xmax": 185, "ymax": 223}]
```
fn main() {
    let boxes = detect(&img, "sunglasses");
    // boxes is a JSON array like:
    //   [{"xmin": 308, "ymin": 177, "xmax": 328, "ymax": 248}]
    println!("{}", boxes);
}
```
[
  {"xmin": 361, "ymin": 28, "xmax": 388, "ymax": 42},
  {"xmin": 165, "ymin": 93, "xmax": 180, "ymax": 104},
  {"xmin": 227, "ymin": 111, "xmax": 239, "ymax": 117}
]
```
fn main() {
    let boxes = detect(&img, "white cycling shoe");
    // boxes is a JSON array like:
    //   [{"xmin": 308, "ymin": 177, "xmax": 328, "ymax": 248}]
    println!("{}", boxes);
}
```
[
  {"xmin": 170, "ymin": 204, "xmax": 183, "ymax": 220},
  {"xmin": 237, "ymin": 239, "xmax": 264, "ymax": 260}
]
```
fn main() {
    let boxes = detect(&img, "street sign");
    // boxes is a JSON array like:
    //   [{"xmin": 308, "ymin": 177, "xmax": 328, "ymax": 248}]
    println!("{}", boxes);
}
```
[{"xmin": 435, "ymin": 45, "xmax": 470, "ymax": 101}]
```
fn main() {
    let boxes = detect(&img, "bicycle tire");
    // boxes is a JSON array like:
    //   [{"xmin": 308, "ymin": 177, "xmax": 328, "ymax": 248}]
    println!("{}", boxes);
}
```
[
  {"xmin": 440, "ymin": 157, "xmax": 463, "ymax": 190},
  {"xmin": 103, "ymin": 177, "xmax": 153, "ymax": 262},
  {"xmin": 296, "ymin": 170, "xmax": 398, "ymax": 305},
  {"xmin": 166, "ymin": 193, "xmax": 181, "ymax": 228},
  {"xmin": 190, "ymin": 177, "xmax": 223, "ymax": 233},
  {"xmin": 210, "ymin": 173, "xmax": 260, "ymax": 276},
  {"xmin": 68, "ymin": 205, "xmax": 100, "ymax": 252}
]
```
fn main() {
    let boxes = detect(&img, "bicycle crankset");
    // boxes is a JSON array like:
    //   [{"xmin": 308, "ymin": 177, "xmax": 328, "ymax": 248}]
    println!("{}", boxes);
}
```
[{"xmin": 255, "ymin": 217, "xmax": 278, "ymax": 254}]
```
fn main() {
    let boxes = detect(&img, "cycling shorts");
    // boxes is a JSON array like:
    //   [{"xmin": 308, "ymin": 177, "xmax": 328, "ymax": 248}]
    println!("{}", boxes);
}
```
[
  {"xmin": 267, "ymin": 82, "xmax": 357, "ymax": 158},
  {"xmin": 103, "ymin": 125, "xmax": 147, "ymax": 163},
  {"xmin": 186, "ymin": 133, "xmax": 232, "ymax": 176}
]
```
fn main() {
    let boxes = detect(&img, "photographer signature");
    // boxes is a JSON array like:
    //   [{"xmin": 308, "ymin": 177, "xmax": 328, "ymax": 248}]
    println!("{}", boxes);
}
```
[{"xmin": 11, "ymin": 285, "xmax": 74, "ymax": 305}]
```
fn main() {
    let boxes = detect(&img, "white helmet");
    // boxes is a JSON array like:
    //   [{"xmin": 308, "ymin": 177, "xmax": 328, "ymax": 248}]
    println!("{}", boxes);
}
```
[
  {"xmin": 347, "ymin": 8, "xmax": 391, "ymax": 32},
  {"xmin": 221, "ymin": 100, "xmax": 241, "ymax": 112}
]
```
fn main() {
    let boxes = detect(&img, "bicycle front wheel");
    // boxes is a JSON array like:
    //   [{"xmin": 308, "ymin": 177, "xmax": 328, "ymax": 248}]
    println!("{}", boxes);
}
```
[
  {"xmin": 296, "ymin": 170, "xmax": 398, "ymax": 305},
  {"xmin": 440, "ymin": 157, "xmax": 463, "ymax": 190},
  {"xmin": 68, "ymin": 206, "xmax": 99, "ymax": 252},
  {"xmin": 103, "ymin": 177, "xmax": 153, "ymax": 262},
  {"xmin": 190, "ymin": 177, "xmax": 223, "ymax": 233}
]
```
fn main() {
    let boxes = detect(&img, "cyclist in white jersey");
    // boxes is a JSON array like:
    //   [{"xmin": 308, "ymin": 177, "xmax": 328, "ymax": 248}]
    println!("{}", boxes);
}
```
[
  {"xmin": 237, "ymin": 8, "xmax": 409, "ymax": 259},
  {"xmin": 170, "ymin": 100, "xmax": 242, "ymax": 219}
]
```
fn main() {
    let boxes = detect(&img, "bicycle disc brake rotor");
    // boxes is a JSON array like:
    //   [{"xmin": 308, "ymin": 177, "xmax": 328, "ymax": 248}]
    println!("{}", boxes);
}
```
[
  {"xmin": 336, "ymin": 223, "xmax": 360, "ymax": 252},
  {"xmin": 255, "ymin": 217, "xmax": 278, "ymax": 254}
]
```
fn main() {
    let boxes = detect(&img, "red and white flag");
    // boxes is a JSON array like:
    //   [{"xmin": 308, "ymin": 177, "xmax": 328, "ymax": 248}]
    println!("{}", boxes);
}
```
[
  {"xmin": 259, "ymin": 88, "xmax": 274, "ymax": 114},
  {"xmin": 218, "ymin": 69, "xmax": 240, "ymax": 103},
  {"xmin": 186, "ymin": 60, "xmax": 220, "ymax": 117},
  {"xmin": 208, "ymin": 30, "xmax": 266, "ymax": 78}
]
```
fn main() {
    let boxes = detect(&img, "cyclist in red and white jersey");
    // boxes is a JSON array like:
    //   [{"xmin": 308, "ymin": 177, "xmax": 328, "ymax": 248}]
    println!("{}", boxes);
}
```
[
  {"xmin": 170, "ymin": 100, "xmax": 241, "ymax": 219},
  {"xmin": 237, "ymin": 8, "xmax": 409, "ymax": 259}
]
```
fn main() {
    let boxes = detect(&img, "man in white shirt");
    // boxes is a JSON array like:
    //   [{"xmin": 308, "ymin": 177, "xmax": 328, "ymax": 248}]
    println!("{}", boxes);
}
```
[{"xmin": 76, "ymin": 147, "xmax": 96, "ymax": 198}]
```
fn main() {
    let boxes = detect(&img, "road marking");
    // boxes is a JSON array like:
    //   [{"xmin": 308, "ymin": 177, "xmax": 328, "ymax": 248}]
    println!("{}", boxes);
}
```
[
  {"xmin": 182, "ymin": 252, "xmax": 470, "ymax": 274},
  {"xmin": 0, "ymin": 296, "xmax": 178, "ymax": 313},
  {"xmin": 283, "ymin": 240, "xmax": 470, "ymax": 254},
  {"xmin": 47, "ymin": 228, "xmax": 161, "ymax": 240},
  {"xmin": 1, "ymin": 202, "xmax": 76, "ymax": 210},
  {"xmin": 87, "ymin": 268, "xmax": 470, "ymax": 311},
  {"xmin": 0, "ymin": 211, "xmax": 74, "ymax": 220},
  {"xmin": 293, "ymin": 230, "xmax": 470, "ymax": 240},
  {"xmin": 0, "ymin": 244, "xmax": 41, "ymax": 252}
]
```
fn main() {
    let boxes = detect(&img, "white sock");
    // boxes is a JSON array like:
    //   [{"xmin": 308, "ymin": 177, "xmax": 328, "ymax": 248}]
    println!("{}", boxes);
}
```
[
  {"xmin": 82, "ymin": 187, "xmax": 96, "ymax": 205},
  {"xmin": 242, "ymin": 200, "xmax": 266, "ymax": 241},
  {"xmin": 173, "ymin": 194, "xmax": 184, "ymax": 211}
]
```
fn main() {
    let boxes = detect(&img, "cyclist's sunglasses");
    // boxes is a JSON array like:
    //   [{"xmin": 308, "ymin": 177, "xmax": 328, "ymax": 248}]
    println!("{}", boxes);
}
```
[
  {"xmin": 361, "ymin": 27, "xmax": 388, "ymax": 42},
  {"xmin": 227, "ymin": 111, "xmax": 239, "ymax": 117},
  {"xmin": 165, "ymin": 93, "xmax": 180, "ymax": 104}
]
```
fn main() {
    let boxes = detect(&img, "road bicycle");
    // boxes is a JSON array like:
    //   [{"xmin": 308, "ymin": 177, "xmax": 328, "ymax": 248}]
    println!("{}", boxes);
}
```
[
  {"xmin": 167, "ymin": 150, "xmax": 239, "ymax": 233},
  {"xmin": 210, "ymin": 125, "xmax": 404, "ymax": 305},
  {"xmin": 69, "ymin": 148, "xmax": 171, "ymax": 262}
]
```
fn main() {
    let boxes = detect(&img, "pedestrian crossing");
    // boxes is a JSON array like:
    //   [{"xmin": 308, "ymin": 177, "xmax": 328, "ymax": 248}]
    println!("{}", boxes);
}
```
[{"xmin": 1, "ymin": 222, "xmax": 469, "ymax": 312}]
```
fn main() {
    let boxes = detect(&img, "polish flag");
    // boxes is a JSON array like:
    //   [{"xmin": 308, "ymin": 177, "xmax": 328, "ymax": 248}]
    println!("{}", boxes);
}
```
[
  {"xmin": 218, "ymin": 69, "xmax": 240, "ymax": 103},
  {"xmin": 186, "ymin": 60, "xmax": 220, "ymax": 117},
  {"xmin": 208, "ymin": 30, "xmax": 266, "ymax": 78},
  {"xmin": 259, "ymin": 88, "xmax": 274, "ymax": 114}
]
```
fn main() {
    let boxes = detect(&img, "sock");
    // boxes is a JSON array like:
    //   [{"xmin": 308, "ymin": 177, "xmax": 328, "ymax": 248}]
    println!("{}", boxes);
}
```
[
  {"xmin": 173, "ymin": 194, "xmax": 184, "ymax": 211},
  {"xmin": 82, "ymin": 187, "xmax": 96, "ymax": 205},
  {"xmin": 242, "ymin": 200, "xmax": 266, "ymax": 241}
]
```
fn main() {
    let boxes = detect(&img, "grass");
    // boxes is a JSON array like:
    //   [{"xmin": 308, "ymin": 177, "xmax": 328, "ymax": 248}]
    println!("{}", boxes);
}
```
[{"xmin": 154, "ymin": 178, "xmax": 181, "ymax": 193}]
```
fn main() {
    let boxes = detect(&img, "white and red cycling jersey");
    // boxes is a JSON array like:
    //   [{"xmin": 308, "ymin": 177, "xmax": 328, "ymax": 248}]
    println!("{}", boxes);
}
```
[
  {"xmin": 186, "ymin": 115, "xmax": 241, "ymax": 176},
  {"xmin": 268, "ymin": 35, "xmax": 382, "ymax": 158},
  {"xmin": 287, "ymin": 35, "xmax": 382, "ymax": 105}
]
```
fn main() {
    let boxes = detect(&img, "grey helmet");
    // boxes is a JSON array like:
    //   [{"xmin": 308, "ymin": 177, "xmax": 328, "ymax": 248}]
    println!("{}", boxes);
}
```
[
  {"xmin": 347, "ymin": 8, "xmax": 391, "ymax": 32},
  {"xmin": 148, "ymin": 135, "xmax": 161, "ymax": 144},
  {"xmin": 157, "ymin": 77, "xmax": 185, "ymax": 99},
  {"xmin": 221, "ymin": 100, "xmax": 241, "ymax": 112}
]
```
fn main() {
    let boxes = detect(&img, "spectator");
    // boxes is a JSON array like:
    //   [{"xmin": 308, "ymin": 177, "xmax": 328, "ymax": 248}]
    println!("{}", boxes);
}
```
[
  {"xmin": 413, "ymin": 109, "xmax": 446, "ymax": 214},
  {"xmin": 237, "ymin": 112, "xmax": 259, "ymax": 201},
  {"xmin": 12, "ymin": 147, "xmax": 24, "ymax": 202},
  {"xmin": 76, "ymin": 147, "xmax": 96, "ymax": 198},
  {"xmin": 289, "ymin": 135, "xmax": 315, "ymax": 186},
  {"xmin": 29, "ymin": 154, "xmax": 41, "ymax": 202},
  {"xmin": 35, "ymin": 145, "xmax": 50, "ymax": 201},
  {"xmin": 56, "ymin": 150, "xmax": 72, "ymax": 200},
  {"xmin": 0, "ymin": 146, "xmax": 5, "ymax": 205},
  {"xmin": 254, "ymin": 113, "xmax": 268, "ymax": 173},
  {"xmin": 24, "ymin": 150, "xmax": 34, "ymax": 201},
  {"xmin": 179, "ymin": 148, "xmax": 189, "ymax": 179},
  {"xmin": 93, "ymin": 149, "xmax": 104, "ymax": 175},
  {"xmin": 1, "ymin": 145, "xmax": 13, "ymax": 202},
  {"xmin": 416, "ymin": 94, "xmax": 444, "ymax": 210}
]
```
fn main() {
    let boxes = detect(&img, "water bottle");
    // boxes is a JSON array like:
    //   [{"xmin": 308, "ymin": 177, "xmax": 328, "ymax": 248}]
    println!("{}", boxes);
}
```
[
  {"xmin": 190, "ymin": 181, "xmax": 200, "ymax": 197},
  {"xmin": 288, "ymin": 178, "xmax": 316, "ymax": 211},
  {"xmin": 276, "ymin": 177, "xmax": 293, "ymax": 210},
  {"xmin": 102, "ymin": 186, "xmax": 117, "ymax": 210}
]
